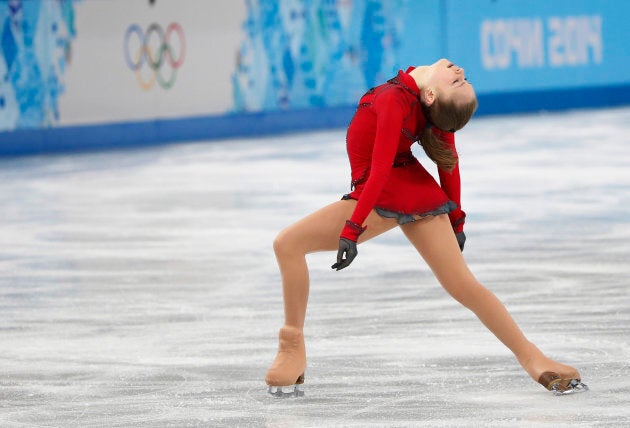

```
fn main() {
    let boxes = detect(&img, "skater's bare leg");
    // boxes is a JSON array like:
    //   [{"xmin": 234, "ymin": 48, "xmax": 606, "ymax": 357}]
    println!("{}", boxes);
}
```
[
  {"xmin": 273, "ymin": 199, "xmax": 398, "ymax": 329},
  {"xmin": 400, "ymin": 214, "xmax": 580, "ymax": 382},
  {"xmin": 267, "ymin": 199, "xmax": 398, "ymax": 389}
]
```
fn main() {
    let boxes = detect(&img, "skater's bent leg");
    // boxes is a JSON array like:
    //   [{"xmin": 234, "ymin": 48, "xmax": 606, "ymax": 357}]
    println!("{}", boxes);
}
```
[
  {"xmin": 400, "ymin": 214, "xmax": 580, "ymax": 381},
  {"xmin": 266, "ymin": 200, "xmax": 398, "ymax": 389},
  {"xmin": 273, "ymin": 199, "xmax": 398, "ymax": 329}
]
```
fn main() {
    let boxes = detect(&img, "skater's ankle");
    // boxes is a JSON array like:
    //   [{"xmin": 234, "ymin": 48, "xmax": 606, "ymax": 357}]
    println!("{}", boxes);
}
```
[
  {"xmin": 515, "ymin": 342, "xmax": 546, "ymax": 378},
  {"xmin": 280, "ymin": 324, "xmax": 304, "ymax": 333},
  {"xmin": 515, "ymin": 343, "xmax": 579, "ymax": 381}
]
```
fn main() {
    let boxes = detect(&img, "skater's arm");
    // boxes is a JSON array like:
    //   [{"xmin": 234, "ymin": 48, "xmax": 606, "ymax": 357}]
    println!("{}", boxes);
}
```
[{"xmin": 436, "ymin": 129, "xmax": 466, "ymax": 233}]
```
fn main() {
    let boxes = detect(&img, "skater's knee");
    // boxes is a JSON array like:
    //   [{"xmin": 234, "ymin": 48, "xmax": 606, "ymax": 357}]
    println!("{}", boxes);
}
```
[
  {"xmin": 273, "ymin": 228, "xmax": 300, "ymax": 257},
  {"xmin": 273, "ymin": 231, "xmax": 288, "ymax": 256}
]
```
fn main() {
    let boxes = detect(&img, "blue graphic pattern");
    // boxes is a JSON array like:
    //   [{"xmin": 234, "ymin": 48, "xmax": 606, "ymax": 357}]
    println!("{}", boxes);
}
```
[
  {"xmin": 0, "ymin": 0, "xmax": 77, "ymax": 131},
  {"xmin": 233, "ymin": 0, "xmax": 409, "ymax": 112}
]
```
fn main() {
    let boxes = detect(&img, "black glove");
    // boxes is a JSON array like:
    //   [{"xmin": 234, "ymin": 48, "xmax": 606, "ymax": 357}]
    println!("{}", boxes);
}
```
[
  {"xmin": 331, "ymin": 238, "xmax": 358, "ymax": 271},
  {"xmin": 455, "ymin": 231, "xmax": 466, "ymax": 252}
]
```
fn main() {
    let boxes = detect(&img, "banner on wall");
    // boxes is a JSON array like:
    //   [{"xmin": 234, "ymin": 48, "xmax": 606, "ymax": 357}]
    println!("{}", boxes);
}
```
[
  {"xmin": 230, "ymin": 0, "xmax": 630, "ymax": 113},
  {"xmin": 0, "ymin": 0, "xmax": 629, "ymax": 146},
  {"xmin": 231, "ymin": 0, "xmax": 441, "ymax": 113},
  {"xmin": 0, "ymin": 0, "xmax": 77, "ymax": 131},
  {"xmin": 446, "ymin": 0, "xmax": 629, "ymax": 93},
  {"xmin": 0, "ymin": 0, "xmax": 248, "ymax": 132}
]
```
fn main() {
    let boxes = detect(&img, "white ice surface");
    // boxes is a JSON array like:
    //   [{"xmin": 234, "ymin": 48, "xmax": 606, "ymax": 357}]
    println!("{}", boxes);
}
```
[{"xmin": 1, "ymin": 107, "xmax": 629, "ymax": 427}]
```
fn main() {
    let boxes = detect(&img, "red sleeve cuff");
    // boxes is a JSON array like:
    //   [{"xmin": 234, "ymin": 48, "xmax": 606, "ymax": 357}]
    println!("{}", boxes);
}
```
[
  {"xmin": 449, "ymin": 210, "xmax": 466, "ymax": 233},
  {"xmin": 340, "ymin": 220, "xmax": 367, "ymax": 242}
]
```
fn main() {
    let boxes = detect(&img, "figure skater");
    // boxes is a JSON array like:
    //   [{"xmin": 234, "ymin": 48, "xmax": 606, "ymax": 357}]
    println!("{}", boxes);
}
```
[{"xmin": 265, "ymin": 58, "xmax": 587, "ymax": 397}]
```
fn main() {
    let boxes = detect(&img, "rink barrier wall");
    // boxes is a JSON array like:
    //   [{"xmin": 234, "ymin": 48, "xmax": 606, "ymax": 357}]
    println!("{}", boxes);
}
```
[
  {"xmin": 2, "ymin": 83, "xmax": 629, "ymax": 157},
  {"xmin": 0, "ymin": 106, "xmax": 353, "ymax": 156}
]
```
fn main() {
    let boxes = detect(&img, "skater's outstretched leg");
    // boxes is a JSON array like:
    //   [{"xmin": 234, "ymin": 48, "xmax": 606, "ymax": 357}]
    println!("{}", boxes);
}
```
[
  {"xmin": 401, "ymin": 214, "xmax": 583, "ymax": 391},
  {"xmin": 266, "ymin": 200, "xmax": 397, "ymax": 394}
]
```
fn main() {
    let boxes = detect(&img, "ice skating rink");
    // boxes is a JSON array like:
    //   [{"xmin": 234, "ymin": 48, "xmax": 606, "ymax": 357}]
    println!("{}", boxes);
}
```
[{"xmin": 1, "ymin": 107, "xmax": 629, "ymax": 427}]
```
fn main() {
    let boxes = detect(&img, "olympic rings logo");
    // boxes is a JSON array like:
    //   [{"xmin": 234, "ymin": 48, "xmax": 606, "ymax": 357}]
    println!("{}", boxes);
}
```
[{"xmin": 124, "ymin": 22, "xmax": 186, "ymax": 90}]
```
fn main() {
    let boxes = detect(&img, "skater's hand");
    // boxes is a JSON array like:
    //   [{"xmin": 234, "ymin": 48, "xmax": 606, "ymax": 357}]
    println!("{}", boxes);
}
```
[
  {"xmin": 331, "ymin": 238, "xmax": 357, "ymax": 271},
  {"xmin": 456, "ymin": 231, "xmax": 466, "ymax": 252}
]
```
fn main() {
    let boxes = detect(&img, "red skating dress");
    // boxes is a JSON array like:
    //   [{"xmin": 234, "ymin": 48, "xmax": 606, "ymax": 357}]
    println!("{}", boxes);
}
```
[{"xmin": 340, "ymin": 67, "xmax": 466, "ymax": 242}]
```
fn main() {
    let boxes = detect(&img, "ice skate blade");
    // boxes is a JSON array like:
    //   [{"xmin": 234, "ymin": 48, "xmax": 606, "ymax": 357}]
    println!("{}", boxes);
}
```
[
  {"xmin": 551, "ymin": 379, "xmax": 589, "ymax": 396},
  {"xmin": 267, "ymin": 384, "xmax": 304, "ymax": 398}
]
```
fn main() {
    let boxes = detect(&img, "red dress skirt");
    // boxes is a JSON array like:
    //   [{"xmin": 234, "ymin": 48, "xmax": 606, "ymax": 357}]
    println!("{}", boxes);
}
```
[{"xmin": 343, "ymin": 154, "xmax": 456, "ymax": 225}]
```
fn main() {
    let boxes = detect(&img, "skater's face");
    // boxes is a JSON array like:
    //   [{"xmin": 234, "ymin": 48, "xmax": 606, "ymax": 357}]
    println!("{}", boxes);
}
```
[{"xmin": 425, "ymin": 58, "xmax": 475, "ymax": 107}]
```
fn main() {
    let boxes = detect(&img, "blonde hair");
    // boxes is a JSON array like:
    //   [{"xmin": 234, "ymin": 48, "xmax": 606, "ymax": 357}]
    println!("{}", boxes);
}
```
[{"xmin": 419, "ymin": 92, "xmax": 478, "ymax": 171}]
